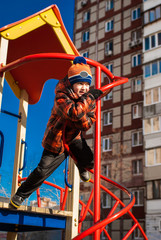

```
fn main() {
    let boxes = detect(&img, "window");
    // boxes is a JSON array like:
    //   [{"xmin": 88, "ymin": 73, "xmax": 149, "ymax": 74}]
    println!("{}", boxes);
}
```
[
  {"xmin": 134, "ymin": 225, "xmax": 144, "ymax": 239},
  {"xmin": 102, "ymin": 192, "xmax": 112, "ymax": 208},
  {"xmin": 152, "ymin": 61, "xmax": 158, "ymax": 75},
  {"xmin": 146, "ymin": 148, "xmax": 161, "ymax": 166},
  {"xmin": 132, "ymin": 54, "xmax": 141, "ymax": 67},
  {"xmin": 105, "ymin": 20, "xmax": 113, "ymax": 32},
  {"xmin": 144, "ymin": 118, "xmax": 151, "ymax": 134},
  {"xmin": 104, "ymin": 90, "xmax": 112, "ymax": 101},
  {"xmin": 132, "ymin": 131, "xmax": 142, "ymax": 147},
  {"xmin": 103, "ymin": 138, "xmax": 112, "ymax": 152},
  {"xmin": 144, "ymin": 11, "xmax": 149, "ymax": 24},
  {"xmin": 82, "ymin": 51, "xmax": 89, "ymax": 58},
  {"xmin": 144, "ymin": 87, "xmax": 161, "ymax": 106},
  {"xmin": 82, "ymin": 31, "xmax": 89, "ymax": 42},
  {"xmin": 101, "ymin": 225, "xmax": 109, "ymax": 239},
  {"xmin": 144, "ymin": 5, "xmax": 161, "ymax": 24},
  {"xmin": 83, "ymin": 10, "xmax": 90, "ymax": 23},
  {"xmin": 102, "ymin": 165, "xmax": 110, "ymax": 177},
  {"xmin": 158, "ymin": 32, "xmax": 161, "ymax": 45},
  {"xmin": 150, "ymin": 9, "xmax": 155, "ymax": 22},
  {"xmin": 156, "ymin": 6, "xmax": 161, "ymax": 19},
  {"xmin": 144, "ymin": 37, "xmax": 149, "ymax": 50},
  {"xmin": 106, "ymin": 63, "xmax": 113, "ymax": 73},
  {"xmin": 147, "ymin": 180, "xmax": 161, "ymax": 199},
  {"xmin": 132, "ymin": 79, "xmax": 141, "ymax": 93},
  {"xmin": 153, "ymin": 180, "xmax": 160, "ymax": 199},
  {"xmin": 144, "ymin": 116, "xmax": 161, "ymax": 134},
  {"xmin": 151, "ymin": 35, "xmax": 156, "ymax": 48},
  {"xmin": 105, "ymin": 41, "xmax": 113, "ymax": 55},
  {"xmin": 144, "ymin": 64, "xmax": 150, "ymax": 78},
  {"xmin": 144, "ymin": 32, "xmax": 161, "ymax": 51},
  {"xmin": 106, "ymin": 0, "xmax": 114, "ymax": 11},
  {"xmin": 132, "ymin": 8, "xmax": 141, "ymax": 21},
  {"xmin": 132, "ymin": 160, "xmax": 143, "ymax": 175},
  {"xmin": 133, "ymin": 190, "xmax": 144, "ymax": 206},
  {"xmin": 145, "ymin": 89, "xmax": 152, "ymax": 105},
  {"xmin": 131, "ymin": 29, "xmax": 141, "ymax": 41},
  {"xmin": 133, "ymin": 104, "xmax": 142, "ymax": 119},
  {"xmin": 144, "ymin": 59, "xmax": 161, "ymax": 78},
  {"xmin": 104, "ymin": 111, "xmax": 112, "ymax": 126},
  {"xmin": 159, "ymin": 219, "xmax": 161, "ymax": 232}
]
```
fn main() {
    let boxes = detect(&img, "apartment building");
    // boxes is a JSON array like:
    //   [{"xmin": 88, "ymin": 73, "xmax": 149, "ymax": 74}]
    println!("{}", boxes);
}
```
[
  {"xmin": 74, "ymin": 0, "xmax": 145, "ymax": 239},
  {"xmin": 143, "ymin": 0, "xmax": 161, "ymax": 239}
]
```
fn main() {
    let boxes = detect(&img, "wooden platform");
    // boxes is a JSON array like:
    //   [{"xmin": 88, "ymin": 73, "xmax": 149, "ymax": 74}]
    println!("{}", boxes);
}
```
[{"xmin": 0, "ymin": 202, "xmax": 72, "ymax": 232}]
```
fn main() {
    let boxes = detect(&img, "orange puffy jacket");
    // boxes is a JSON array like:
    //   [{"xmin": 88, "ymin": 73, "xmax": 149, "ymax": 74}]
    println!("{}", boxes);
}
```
[{"xmin": 42, "ymin": 76, "xmax": 96, "ymax": 154}]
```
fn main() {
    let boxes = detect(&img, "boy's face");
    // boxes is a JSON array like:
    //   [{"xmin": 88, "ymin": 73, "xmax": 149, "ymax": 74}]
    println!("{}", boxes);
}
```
[{"xmin": 72, "ymin": 82, "xmax": 90, "ymax": 97}]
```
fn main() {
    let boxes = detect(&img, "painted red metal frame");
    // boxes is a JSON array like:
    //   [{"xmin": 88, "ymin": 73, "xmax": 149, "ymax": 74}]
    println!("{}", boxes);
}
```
[{"xmin": 0, "ymin": 53, "xmax": 147, "ymax": 239}]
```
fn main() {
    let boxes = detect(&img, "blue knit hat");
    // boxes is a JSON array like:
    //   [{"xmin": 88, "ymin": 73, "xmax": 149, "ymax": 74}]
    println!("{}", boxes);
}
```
[{"xmin": 68, "ymin": 56, "xmax": 92, "ymax": 85}]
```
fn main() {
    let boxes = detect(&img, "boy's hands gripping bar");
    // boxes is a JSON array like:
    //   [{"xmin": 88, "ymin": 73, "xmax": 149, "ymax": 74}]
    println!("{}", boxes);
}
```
[{"xmin": 88, "ymin": 89, "xmax": 103, "ymax": 99}]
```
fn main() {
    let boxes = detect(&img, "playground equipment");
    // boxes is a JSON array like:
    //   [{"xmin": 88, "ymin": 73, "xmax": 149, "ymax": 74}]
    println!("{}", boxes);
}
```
[{"xmin": 0, "ymin": 5, "xmax": 148, "ymax": 240}]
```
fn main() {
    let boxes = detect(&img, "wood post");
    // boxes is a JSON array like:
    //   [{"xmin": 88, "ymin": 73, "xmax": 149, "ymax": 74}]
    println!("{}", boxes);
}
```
[
  {"xmin": 11, "ymin": 89, "xmax": 28, "ymax": 196},
  {"xmin": 65, "ymin": 158, "xmax": 80, "ymax": 240},
  {"xmin": 7, "ymin": 90, "xmax": 28, "ymax": 240},
  {"xmin": 0, "ymin": 37, "xmax": 8, "ymax": 110}
]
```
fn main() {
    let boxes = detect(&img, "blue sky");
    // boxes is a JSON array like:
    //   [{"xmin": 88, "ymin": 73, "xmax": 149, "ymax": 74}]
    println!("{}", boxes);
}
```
[{"xmin": 0, "ymin": 0, "xmax": 75, "ymax": 203}]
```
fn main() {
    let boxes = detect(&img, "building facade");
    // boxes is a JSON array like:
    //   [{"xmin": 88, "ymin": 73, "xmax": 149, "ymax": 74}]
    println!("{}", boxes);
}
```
[
  {"xmin": 74, "ymin": 0, "xmax": 145, "ymax": 239},
  {"xmin": 143, "ymin": 0, "xmax": 161, "ymax": 239}
]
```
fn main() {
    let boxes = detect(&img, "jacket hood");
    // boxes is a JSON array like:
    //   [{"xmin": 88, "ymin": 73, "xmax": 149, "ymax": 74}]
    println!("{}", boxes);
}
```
[{"xmin": 55, "ymin": 75, "xmax": 79, "ymax": 100}]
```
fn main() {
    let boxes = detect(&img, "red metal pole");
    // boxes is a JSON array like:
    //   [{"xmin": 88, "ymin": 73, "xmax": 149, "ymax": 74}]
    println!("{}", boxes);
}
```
[
  {"xmin": 94, "ymin": 66, "xmax": 101, "ymax": 239},
  {"xmin": 36, "ymin": 188, "xmax": 41, "ymax": 207},
  {"xmin": 79, "ymin": 189, "xmax": 94, "ymax": 223}
]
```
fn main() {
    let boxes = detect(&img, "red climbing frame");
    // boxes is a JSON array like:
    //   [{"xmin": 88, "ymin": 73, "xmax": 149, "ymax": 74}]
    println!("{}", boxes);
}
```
[{"xmin": 0, "ymin": 53, "xmax": 148, "ymax": 239}]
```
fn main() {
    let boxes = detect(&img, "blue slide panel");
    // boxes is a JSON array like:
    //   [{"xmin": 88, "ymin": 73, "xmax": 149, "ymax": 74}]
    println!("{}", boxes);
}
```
[{"xmin": 0, "ymin": 208, "xmax": 66, "ymax": 232}]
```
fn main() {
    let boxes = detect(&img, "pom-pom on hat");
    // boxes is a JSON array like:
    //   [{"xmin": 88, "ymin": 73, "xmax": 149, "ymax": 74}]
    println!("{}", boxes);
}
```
[{"xmin": 68, "ymin": 56, "xmax": 92, "ymax": 85}]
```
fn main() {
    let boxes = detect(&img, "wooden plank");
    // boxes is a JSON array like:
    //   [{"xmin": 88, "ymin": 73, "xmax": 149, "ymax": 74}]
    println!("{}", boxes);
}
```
[{"xmin": 0, "ymin": 202, "xmax": 73, "ymax": 217}]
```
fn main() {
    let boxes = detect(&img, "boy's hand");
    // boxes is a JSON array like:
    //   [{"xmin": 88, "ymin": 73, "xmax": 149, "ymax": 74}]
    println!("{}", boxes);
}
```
[{"xmin": 88, "ymin": 89, "xmax": 103, "ymax": 99}]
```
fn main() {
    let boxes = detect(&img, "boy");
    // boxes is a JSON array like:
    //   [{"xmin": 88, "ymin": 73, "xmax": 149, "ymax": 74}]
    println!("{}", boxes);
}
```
[{"xmin": 10, "ymin": 56, "xmax": 103, "ymax": 208}]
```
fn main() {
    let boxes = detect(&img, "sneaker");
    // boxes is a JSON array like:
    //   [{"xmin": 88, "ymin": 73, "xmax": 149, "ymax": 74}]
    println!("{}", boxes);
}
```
[
  {"xmin": 9, "ymin": 194, "xmax": 24, "ymax": 209},
  {"xmin": 77, "ymin": 165, "xmax": 91, "ymax": 182}
]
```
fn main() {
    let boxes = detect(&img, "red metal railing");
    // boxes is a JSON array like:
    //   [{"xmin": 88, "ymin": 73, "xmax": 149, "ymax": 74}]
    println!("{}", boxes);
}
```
[
  {"xmin": 0, "ymin": 53, "xmax": 147, "ymax": 239},
  {"xmin": 18, "ymin": 171, "xmax": 147, "ymax": 239}
]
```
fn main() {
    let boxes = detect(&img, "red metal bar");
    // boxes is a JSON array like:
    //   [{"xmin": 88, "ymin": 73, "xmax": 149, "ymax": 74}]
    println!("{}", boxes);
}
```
[
  {"xmin": 102, "ymin": 228, "xmax": 112, "ymax": 240},
  {"xmin": 60, "ymin": 189, "xmax": 64, "ymax": 210},
  {"xmin": 79, "ymin": 188, "xmax": 94, "ymax": 223},
  {"xmin": 78, "ymin": 204, "xmax": 85, "ymax": 234},
  {"xmin": 36, "ymin": 188, "xmax": 41, "ymax": 207},
  {"xmin": 72, "ymin": 195, "xmax": 135, "ymax": 240},
  {"xmin": 79, "ymin": 200, "xmax": 94, "ymax": 217},
  {"xmin": 100, "ymin": 201, "xmax": 120, "ymax": 238},
  {"xmin": 0, "ymin": 53, "xmax": 114, "ymax": 81},
  {"xmin": 73, "ymin": 173, "xmax": 147, "ymax": 240},
  {"xmin": 19, "ymin": 170, "xmax": 147, "ymax": 240},
  {"xmin": 106, "ymin": 201, "xmax": 120, "ymax": 218},
  {"xmin": 94, "ymin": 66, "xmax": 102, "ymax": 239},
  {"xmin": 122, "ymin": 223, "xmax": 138, "ymax": 240},
  {"xmin": 61, "ymin": 186, "xmax": 68, "ymax": 211},
  {"xmin": 100, "ymin": 76, "xmax": 128, "ymax": 93}
]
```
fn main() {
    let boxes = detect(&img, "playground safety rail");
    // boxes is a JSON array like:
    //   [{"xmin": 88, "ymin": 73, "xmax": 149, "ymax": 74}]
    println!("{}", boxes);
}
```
[
  {"xmin": 18, "ymin": 170, "xmax": 147, "ymax": 240},
  {"xmin": 0, "ymin": 109, "xmax": 21, "ymax": 119},
  {"xmin": 19, "ymin": 139, "xmax": 28, "ymax": 172}
]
